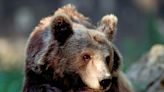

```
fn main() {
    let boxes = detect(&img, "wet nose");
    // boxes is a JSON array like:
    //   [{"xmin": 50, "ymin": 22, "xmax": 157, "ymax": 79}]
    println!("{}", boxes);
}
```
[{"xmin": 99, "ymin": 78, "xmax": 111, "ymax": 89}]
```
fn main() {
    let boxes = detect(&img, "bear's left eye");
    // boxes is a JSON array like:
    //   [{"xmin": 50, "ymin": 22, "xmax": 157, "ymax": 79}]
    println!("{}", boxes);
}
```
[
  {"xmin": 82, "ymin": 54, "xmax": 91, "ymax": 62},
  {"xmin": 106, "ymin": 55, "xmax": 111, "ymax": 65}
]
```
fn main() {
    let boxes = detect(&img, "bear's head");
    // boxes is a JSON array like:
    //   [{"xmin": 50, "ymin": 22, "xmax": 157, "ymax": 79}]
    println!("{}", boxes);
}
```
[
  {"xmin": 50, "ymin": 13, "xmax": 121, "ymax": 90},
  {"xmin": 26, "ymin": 5, "xmax": 122, "ymax": 91}
]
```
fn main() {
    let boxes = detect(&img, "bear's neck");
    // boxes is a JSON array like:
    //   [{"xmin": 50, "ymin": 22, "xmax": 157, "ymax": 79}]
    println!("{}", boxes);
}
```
[
  {"xmin": 53, "ymin": 72, "xmax": 87, "ymax": 91},
  {"xmin": 26, "ymin": 67, "xmax": 87, "ymax": 91}
]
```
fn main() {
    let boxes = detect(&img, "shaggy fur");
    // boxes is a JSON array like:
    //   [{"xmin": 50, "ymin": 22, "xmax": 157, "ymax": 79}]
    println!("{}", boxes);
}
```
[{"xmin": 23, "ymin": 4, "xmax": 133, "ymax": 92}]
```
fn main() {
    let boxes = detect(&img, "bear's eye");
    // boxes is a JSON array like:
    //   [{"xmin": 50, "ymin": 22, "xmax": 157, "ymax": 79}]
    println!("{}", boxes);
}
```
[
  {"xmin": 106, "ymin": 56, "xmax": 111, "ymax": 65},
  {"xmin": 82, "ymin": 54, "xmax": 91, "ymax": 62}
]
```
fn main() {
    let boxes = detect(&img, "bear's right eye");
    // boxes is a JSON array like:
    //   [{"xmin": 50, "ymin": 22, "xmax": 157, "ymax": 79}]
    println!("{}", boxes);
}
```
[{"xmin": 82, "ymin": 53, "xmax": 91, "ymax": 62}]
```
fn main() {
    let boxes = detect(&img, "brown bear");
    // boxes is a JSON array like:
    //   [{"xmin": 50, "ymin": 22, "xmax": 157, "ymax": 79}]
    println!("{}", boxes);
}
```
[{"xmin": 23, "ymin": 4, "xmax": 134, "ymax": 92}]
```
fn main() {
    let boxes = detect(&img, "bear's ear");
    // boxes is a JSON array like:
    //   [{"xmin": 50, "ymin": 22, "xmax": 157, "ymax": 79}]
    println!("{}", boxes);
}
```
[
  {"xmin": 51, "ymin": 14, "xmax": 73, "ymax": 45},
  {"xmin": 112, "ymin": 45, "xmax": 122, "ymax": 72},
  {"xmin": 98, "ymin": 14, "xmax": 118, "ymax": 41}
]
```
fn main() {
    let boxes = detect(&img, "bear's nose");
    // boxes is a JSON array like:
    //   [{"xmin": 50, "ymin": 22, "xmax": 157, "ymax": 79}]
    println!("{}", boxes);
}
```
[{"xmin": 99, "ymin": 78, "xmax": 111, "ymax": 89}]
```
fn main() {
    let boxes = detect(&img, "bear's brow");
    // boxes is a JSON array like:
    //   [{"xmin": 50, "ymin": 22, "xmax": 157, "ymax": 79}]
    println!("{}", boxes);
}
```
[{"xmin": 87, "ymin": 30, "xmax": 107, "ymax": 45}]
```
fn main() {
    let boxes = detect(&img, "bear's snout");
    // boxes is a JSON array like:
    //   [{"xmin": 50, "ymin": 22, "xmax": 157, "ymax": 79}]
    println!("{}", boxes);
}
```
[{"xmin": 100, "ymin": 78, "xmax": 112, "ymax": 90}]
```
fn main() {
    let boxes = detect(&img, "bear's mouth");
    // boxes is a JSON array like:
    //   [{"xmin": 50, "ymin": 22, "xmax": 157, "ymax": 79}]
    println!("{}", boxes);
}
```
[
  {"xmin": 72, "ymin": 76, "xmax": 112, "ymax": 92},
  {"xmin": 63, "ymin": 73, "xmax": 112, "ymax": 91},
  {"xmin": 63, "ymin": 74, "xmax": 98, "ymax": 91}
]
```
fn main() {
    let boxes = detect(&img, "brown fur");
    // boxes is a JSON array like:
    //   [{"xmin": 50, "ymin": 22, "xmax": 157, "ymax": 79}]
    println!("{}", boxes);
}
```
[
  {"xmin": 23, "ymin": 4, "xmax": 133, "ymax": 92},
  {"xmin": 54, "ymin": 4, "xmax": 93, "ymax": 28}
]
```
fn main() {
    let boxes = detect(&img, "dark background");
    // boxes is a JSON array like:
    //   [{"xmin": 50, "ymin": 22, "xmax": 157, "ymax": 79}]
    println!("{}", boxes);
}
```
[{"xmin": 0, "ymin": 0, "xmax": 164, "ymax": 91}]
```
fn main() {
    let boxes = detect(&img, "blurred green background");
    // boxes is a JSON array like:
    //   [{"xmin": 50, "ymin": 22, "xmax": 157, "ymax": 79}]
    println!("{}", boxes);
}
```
[{"xmin": 0, "ymin": 0, "xmax": 164, "ymax": 92}]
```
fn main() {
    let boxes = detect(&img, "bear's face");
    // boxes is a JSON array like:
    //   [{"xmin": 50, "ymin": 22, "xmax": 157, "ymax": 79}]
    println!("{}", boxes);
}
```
[
  {"xmin": 61, "ymin": 27, "xmax": 114, "ymax": 90},
  {"xmin": 50, "ymin": 14, "xmax": 121, "ymax": 90}
]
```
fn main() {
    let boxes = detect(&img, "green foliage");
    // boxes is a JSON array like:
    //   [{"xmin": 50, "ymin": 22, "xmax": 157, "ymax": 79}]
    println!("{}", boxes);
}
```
[
  {"xmin": 121, "ymin": 37, "xmax": 150, "ymax": 72},
  {"xmin": 122, "ymin": 14, "xmax": 164, "ymax": 72},
  {"xmin": 147, "ymin": 14, "xmax": 164, "ymax": 46},
  {"xmin": 0, "ymin": 69, "xmax": 23, "ymax": 92},
  {"xmin": 132, "ymin": 81, "xmax": 147, "ymax": 92}
]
